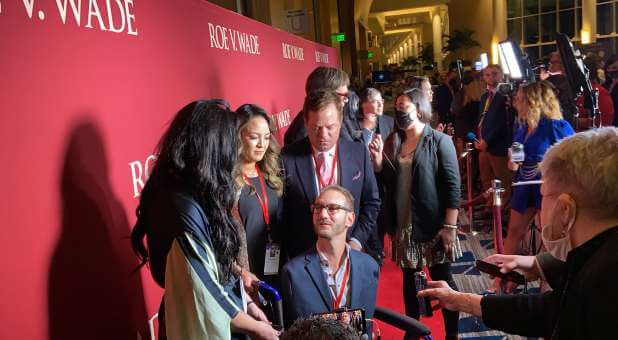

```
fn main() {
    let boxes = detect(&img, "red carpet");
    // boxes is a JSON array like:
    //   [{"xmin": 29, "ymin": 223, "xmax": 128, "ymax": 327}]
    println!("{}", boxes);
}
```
[{"xmin": 375, "ymin": 252, "xmax": 446, "ymax": 339}]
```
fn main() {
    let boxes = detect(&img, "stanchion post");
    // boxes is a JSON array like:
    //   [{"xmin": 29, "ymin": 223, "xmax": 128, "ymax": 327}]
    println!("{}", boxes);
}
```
[
  {"xmin": 491, "ymin": 179, "xmax": 505, "ymax": 254},
  {"xmin": 465, "ymin": 142, "xmax": 475, "ymax": 233}
]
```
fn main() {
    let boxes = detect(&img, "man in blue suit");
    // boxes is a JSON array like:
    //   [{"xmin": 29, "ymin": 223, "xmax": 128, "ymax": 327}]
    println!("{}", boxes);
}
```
[
  {"xmin": 280, "ymin": 90, "xmax": 381, "ymax": 260},
  {"xmin": 475, "ymin": 64, "xmax": 514, "ymax": 205},
  {"xmin": 281, "ymin": 185, "xmax": 379, "ymax": 330}
]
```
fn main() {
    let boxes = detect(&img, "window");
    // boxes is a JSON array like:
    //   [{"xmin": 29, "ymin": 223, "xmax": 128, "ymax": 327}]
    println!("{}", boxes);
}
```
[
  {"xmin": 507, "ymin": 0, "xmax": 582, "ymax": 61},
  {"xmin": 588, "ymin": 1, "xmax": 618, "ymax": 55}
]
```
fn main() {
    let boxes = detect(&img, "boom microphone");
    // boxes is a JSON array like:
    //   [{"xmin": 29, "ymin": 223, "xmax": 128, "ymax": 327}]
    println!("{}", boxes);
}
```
[{"xmin": 466, "ymin": 132, "xmax": 479, "ymax": 143}]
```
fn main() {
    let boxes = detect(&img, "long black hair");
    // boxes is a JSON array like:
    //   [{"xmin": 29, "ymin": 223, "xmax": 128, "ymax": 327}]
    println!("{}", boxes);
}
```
[{"xmin": 131, "ymin": 99, "xmax": 241, "ymax": 281}]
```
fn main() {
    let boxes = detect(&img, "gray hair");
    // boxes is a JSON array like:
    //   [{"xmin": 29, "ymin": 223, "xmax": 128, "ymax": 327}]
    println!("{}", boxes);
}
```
[{"xmin": 540, "ymin": 127, "xmax": 618, "ymax": 219}]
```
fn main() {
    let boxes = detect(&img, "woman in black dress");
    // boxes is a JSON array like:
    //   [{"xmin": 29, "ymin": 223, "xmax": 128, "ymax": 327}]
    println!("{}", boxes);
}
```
[{"xmin": 234, "ymin": 104, "xmax": 284, "ymax": 290}]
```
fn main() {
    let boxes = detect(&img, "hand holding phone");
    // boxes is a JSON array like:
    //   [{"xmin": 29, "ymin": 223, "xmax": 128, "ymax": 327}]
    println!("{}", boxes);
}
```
[{"xmin": 476, "ymin": 260, "xmax": 526, "ymax": 285}]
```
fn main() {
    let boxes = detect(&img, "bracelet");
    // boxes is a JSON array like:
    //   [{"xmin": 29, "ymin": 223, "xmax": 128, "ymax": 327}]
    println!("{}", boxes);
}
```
[
  {"xmin": 247, "ymin": 301, "xmax": 255, "ymax": 305},
  {"xmin": 443, "ymin": 224, "xmax": 458, "ymax": 229}
]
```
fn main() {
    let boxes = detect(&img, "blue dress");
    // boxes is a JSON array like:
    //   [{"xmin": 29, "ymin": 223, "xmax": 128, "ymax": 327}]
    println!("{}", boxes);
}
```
[{"xmin": 510, "ymin": 117, "xmax": 574, "ymax": 213}]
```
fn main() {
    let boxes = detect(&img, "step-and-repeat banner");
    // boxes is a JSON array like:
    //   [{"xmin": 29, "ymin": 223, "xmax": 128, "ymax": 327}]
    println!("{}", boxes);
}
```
[{"xmin": 0, "ymin": 1, "xmax": 338, "ymax": 338}]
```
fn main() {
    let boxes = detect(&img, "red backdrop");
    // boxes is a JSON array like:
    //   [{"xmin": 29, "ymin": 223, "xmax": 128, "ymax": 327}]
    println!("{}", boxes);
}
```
[{"xmin": 0, "ymin": 1, "xmax": 338, "ymax": 339}]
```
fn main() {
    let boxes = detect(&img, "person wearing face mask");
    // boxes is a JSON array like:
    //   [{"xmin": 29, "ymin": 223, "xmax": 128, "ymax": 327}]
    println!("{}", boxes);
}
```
[
  {"xmin": 417, "ymin": 127, "xmax": 618, "ymax": 339},
  {"xmin": 371, "ymin": 88, "xmax": 462, "ymax": 340}
]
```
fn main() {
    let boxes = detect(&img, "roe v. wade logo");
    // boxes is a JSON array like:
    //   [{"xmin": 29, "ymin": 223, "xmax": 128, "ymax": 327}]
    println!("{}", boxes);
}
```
[
  {"xmin": 281, "ymin": 42, "xmax": 303, "ymax": 61},
  {"xmin": 129, "ymin": 155, "xmax": 157, "ymax": 198},
  {"xmin": 0, "ymin": 0, "xmax": 138, "ymax": 36},
  {"xmin": 315, "ymin": 51, "xmax": 329, "ymax": 64},
  {"xmin": 271, "ymin": 109, "xmax": 292, "ymax": 131},
  {"xmin": 208, "ymin": 22, "xmax": 260, "ymax": 55}
]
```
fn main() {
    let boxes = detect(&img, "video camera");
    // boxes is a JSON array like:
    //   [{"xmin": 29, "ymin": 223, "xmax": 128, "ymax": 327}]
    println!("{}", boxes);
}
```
[
  {"xmin": 555, "ymin": 32, "xmax": 601, "ymax": 127},
  {"xmin": 495, "ymin": 39, "xmax": 537, "ymax": 96}
]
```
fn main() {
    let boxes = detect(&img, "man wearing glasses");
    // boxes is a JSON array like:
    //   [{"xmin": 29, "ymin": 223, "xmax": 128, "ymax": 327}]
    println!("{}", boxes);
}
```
[
  {"xmin": 284, "ymin": 66, "xmax": 353, "ymax": 146},
  {"xmin": 279, "ymin": 90, "xmax": 380, "ymax": 260},
  {"xmin": 281, "ymin": 185, "xmax": 379, "ymax": 333}
]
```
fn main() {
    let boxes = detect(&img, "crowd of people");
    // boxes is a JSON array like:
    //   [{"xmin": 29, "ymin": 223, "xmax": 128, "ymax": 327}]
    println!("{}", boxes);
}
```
[{"xmin": 129, "ymin": 59, "xmax": 618, "ymax": 340}]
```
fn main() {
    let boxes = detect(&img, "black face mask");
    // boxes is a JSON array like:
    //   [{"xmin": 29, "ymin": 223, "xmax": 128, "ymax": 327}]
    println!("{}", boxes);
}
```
[
  {"xmin": 395, "ymin": 110, "xmax": 413, "ymax": 130},
  {"xmin": 607, "ymin": 71, "xmax": 618, "ymax": 79}
]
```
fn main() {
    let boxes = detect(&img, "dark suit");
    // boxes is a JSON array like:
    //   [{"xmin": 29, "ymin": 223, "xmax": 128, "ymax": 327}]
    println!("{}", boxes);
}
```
[
  {"xmin": 281, "ymin": 248, "xmax": 379, "ymax": 329},
  {"xmin": 479, "ymin": 91, "xmax": 512, "ymax": 157},
  {"xmin": 280, "ymin": 137, "xmax": 380, "ymax": 259},
  {"xmin": 478, "ymin": 91, "xmax": 514, "ymax": 200}
]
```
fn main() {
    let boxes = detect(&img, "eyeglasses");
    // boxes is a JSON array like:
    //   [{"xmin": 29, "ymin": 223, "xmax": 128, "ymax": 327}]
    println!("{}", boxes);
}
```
[{"xmin": 311, "ymin": 203, "xmax": 353, "ymax": 215}]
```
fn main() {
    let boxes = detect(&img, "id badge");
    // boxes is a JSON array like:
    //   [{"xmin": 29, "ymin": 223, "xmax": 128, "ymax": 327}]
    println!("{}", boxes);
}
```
[{"xmin": 263, "ymin": 243, "xmax": 280, "ymax": 275}]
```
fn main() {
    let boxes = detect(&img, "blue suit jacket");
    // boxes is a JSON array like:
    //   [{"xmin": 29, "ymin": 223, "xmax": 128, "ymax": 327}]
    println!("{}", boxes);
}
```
[
  {"xmin": 479, "ymin": 91, "xmax": 513, "ymax": 157},
  {"xmin": 281, "ymin": 248, "xmax": 379, "ymax": 328},
  {"xmin": 279, "ymin": 137, "xmax": 381, "ymax": 259}
]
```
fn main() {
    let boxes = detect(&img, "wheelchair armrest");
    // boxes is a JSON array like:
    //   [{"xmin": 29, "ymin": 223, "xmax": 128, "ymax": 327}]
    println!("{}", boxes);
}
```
[{"xmin": 373, "ymin": 306, "xmax": 431, "ymax": 336}]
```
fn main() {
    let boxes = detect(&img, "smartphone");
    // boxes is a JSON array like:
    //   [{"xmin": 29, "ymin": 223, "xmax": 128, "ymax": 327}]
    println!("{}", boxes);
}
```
[
  {"xmin": 476, "ymin": 260, "xmax": 526, "ymax": 284},
  {"xmin": 313, "ymin": 308, "xmax": 367, "ymax": 335},
  {"xmin": 415, "ymin": 272, "xmax": 433, "ymax": 317}
]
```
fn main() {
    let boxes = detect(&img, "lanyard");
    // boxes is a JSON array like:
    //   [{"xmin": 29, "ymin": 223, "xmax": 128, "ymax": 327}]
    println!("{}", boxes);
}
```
[
  {"xmin": 483, "ymin": 91, "xmax": 495, "ymax": 113},
  {"xmin": 332, "ymin": 259, "xmax": 350, "ymax": 310},
  {"xmin": 243, "ymin": 164, "xmax": 270, "ymax": 228},
  {"xmin": 312, "ymin": 146, "xmax": 338, "ymax": 190}
]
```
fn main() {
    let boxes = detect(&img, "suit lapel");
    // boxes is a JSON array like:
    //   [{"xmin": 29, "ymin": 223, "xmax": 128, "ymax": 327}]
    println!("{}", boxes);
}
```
[
  {"xmin": 305, "ymin": 251, "xmax": 333, "ymax": 311},
  {"xmin": 348, "ymin": 251, "xmax": 362, "ymax": 309},
  {"xmin": 295, "ymin": 138, "xmax": 318, "ymax": 202},
  {"xmin": 338, "ymin": 140, "xmax": 355, "ymax": 190}
]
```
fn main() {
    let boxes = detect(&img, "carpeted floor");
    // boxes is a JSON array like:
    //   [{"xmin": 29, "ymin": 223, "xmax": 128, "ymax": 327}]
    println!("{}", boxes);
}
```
[{"xmin": 376, "ymin": 231, "xmax": 540, "ymax": 340}]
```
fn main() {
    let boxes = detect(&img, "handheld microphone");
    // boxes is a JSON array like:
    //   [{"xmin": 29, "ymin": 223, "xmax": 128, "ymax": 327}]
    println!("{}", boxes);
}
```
[{"xmin": 466, "ymin": 132, "xmax": 480, "ymax": 143}]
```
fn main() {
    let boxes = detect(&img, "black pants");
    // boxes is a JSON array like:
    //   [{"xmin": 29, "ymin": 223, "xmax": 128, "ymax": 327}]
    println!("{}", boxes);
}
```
[{"xmin": 402, "ymin": 263, "xmax": 459, "ymax": 339}]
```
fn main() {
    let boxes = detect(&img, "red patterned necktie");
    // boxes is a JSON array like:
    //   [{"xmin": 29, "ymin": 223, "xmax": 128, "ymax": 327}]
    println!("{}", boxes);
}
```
[{"xmin": 316, "ymin": 152, "xmax": 331, "ymax": 187}]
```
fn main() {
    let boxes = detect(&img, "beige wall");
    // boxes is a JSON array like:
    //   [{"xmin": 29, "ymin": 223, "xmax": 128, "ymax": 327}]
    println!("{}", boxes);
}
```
[{"xmin": 447, "ymin": 0, "xmax": 493, "ymax": 63}]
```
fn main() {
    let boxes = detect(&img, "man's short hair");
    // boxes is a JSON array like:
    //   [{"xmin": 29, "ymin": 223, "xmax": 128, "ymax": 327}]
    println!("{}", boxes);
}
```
[
  {"xmin": 302, "ymin": 90, "xmax": 343, "ymax": 121},
  {"xmin": 305, "ymin": 67, "xmax": 350, "ymax": 94},
  {"xmin": 540, "ymin": 127, "xmax": 618, "ymax": 219},
  {"xmin": 281, "ymin": 316, "xmax": 360, "ymax": 340},
  {"xmin": 319, "ymin": 185, "xmax": 355, "ymax": 210},
  {"xmin": 483, "ymin": 64, "xmax": 502, "ymax": 73}
]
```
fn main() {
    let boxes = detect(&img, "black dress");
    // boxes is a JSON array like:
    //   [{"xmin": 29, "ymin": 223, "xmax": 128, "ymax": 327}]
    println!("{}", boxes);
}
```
[{"xmin": 238, "ymin": 176, "xmax": 280, "ymax": 281}]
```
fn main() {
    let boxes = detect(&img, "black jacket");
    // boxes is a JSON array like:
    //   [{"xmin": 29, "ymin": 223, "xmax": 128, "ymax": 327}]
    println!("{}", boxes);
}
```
[
  {"xmin": 479, "ymin": 91, "xmax": 513, "ymax": 157},
  {"xmin": 379, "ymin": 125, "xmax": 461, "ymax": 241},
  {"xmin": 481, "ymin": 226, "xmax": 618, "ymax": 339}
]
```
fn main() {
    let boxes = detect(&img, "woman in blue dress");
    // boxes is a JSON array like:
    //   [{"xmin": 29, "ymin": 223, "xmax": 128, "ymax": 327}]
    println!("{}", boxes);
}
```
[{"xmin": 503, "ymin": 81, "xmax": 575, "ymax": 257}]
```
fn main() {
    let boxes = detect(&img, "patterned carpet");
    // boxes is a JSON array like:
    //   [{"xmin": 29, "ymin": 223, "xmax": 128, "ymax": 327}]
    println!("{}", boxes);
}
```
[{"xmin": 376, "ymin": 230, "xmax": 540, "ymax": 340}]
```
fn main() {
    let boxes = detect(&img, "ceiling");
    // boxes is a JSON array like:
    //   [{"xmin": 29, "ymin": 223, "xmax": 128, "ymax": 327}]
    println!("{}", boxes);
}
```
[{"xmin": 367, "ymin": 0, "xmax": 449, "ymax": 57}]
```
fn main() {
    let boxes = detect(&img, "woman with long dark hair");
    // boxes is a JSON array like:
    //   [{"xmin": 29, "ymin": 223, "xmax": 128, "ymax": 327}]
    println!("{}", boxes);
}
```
[
  {"xmin": 131, "ymin": 100, "xmax": 279, "ymax": 339},
  {"xmin": 370, "ymin": 89, "xmax": 462, "ymax": 340},
  {"xmin": 234, "ymin": 104, "xmax": 283, "ymax": 288}
]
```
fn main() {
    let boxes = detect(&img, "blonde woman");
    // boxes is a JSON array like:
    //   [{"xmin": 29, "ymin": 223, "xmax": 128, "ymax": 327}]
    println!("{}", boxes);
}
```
[{"xmin": 502, "ymin": 81, "xmax": 575, "ymax": 258}]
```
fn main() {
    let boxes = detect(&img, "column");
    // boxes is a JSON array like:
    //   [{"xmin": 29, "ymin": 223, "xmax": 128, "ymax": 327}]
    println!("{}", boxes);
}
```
[
  {"xmin": 492, "ymin": 0, "xmax": 508, "ymax": 64},
  {"xmin": 432, "ymin": 13, "xmax": 443, "ymax": 71},
  {"xmin": 581, "ymin": 0, "xmax": 597, "ymax": 44}
]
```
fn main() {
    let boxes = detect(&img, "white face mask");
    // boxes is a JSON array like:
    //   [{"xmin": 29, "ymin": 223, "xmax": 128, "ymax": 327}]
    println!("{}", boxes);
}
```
[{"xmin": 541, "ymin": 197, "xmax": 577, "ymax": 262}]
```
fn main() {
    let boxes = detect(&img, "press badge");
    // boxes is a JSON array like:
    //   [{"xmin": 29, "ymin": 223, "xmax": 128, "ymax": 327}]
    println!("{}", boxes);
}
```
[{"xmin": 263, "ymin": 243, "xmax": 280, "ymax": 275}]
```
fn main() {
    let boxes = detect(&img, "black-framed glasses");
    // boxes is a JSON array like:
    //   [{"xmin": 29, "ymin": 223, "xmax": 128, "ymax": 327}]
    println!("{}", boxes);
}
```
[{"xmin": 311, "ymin": 203, "xmax": 353, "ymax": 215}]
